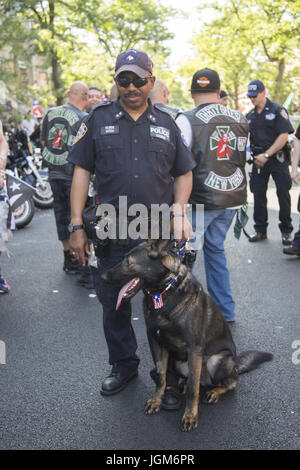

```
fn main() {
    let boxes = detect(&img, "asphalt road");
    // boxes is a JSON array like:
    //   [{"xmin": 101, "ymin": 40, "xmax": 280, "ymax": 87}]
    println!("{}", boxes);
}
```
[{"xmin": 0, "ymin": 181, "xmax": 299, "ymax": 450}]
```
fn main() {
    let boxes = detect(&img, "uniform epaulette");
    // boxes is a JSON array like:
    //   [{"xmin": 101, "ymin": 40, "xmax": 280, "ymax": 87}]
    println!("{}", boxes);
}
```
[{"xmin": 85, "ymin": 101, "xmax": 113, "ymax": 122}]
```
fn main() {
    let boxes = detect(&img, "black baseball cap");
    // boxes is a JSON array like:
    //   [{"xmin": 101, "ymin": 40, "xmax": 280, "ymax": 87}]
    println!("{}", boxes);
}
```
[
  {"xmin": 115, "ymin": 49, "xmax": 153, "ymax": 78},
  {"xmin": 190, "ymin": 68, "xmax": 220, "ymax": 92},
  {"xmin": 220, "ymin": 90, "xmax": 228, "ymax": 98},
  {"xmin": 247, "ymin": 80, "xmax": 265, "ymax": 97}
]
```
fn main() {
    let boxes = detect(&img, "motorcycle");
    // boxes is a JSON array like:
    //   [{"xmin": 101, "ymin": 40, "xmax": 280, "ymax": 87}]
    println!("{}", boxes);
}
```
[
  {"xmin": 25, "ymin": 149, "xmax": 54, "ymax": 209},
  {"xmin": 6, "ymin": 130, "xmax": 53, "ymax": 210}
]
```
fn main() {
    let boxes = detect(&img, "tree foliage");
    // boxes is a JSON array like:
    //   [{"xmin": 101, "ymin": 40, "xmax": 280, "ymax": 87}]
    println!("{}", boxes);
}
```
[
  {"xmin": 0, "ymin": 0, "xmax": 174, "ymax": 106},
  {"xmin": 181, "ymin": 0, "xmax": 300, "ymax": 109}
]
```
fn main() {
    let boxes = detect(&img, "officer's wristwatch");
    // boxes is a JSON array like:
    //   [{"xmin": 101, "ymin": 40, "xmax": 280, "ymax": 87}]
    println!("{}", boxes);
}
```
[
  {"xmin": 68, "ymin": 223, "xmax": 85, "ymax": 233},
  {"xmin": 264, "ymin": 152, "xmax": 270, "ymax": 159}
]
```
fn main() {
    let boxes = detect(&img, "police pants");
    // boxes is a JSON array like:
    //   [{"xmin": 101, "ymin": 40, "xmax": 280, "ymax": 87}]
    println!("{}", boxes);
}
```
[
  {"xmin": 249, "ymin": 158, "xmax": 293, "ymax": 234},
  {"xmin": 93, "ymin": 239, "xmax": 141, "ymax": 374}
]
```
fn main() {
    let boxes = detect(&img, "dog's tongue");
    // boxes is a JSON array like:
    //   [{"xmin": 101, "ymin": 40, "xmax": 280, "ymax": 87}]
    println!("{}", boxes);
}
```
[{"xmin": 116, "ymin": 278, "xmax": 139, "ymax": 310}]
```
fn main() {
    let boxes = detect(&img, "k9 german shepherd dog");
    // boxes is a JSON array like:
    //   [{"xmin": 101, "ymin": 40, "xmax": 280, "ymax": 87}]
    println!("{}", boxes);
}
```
[{"xmin": 103, "ymin": 239, "xmax": 273, "ymax": 432}]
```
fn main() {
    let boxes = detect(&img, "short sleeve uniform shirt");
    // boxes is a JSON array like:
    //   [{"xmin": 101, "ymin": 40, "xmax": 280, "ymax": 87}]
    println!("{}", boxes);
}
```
[
  {"xmin": 68, "ymin": 99, "xmax": 196, "ymax": 208},
  {"xmin": 246, "ymin": 98, "xmax": 294, "ymax": 150}
]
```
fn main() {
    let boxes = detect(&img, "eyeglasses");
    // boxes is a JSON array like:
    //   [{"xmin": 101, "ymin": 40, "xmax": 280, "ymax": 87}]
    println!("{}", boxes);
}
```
[{"xmin": 117, "ymin": 76, "xmax": 153, "ymax": 88}]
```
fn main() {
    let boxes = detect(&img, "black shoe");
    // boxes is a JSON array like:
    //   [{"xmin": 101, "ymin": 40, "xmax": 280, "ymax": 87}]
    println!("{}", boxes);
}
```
[
  {"xmin": 162, "ymin": 386, "xmax": 183, "ymax": 411},
  {"xmin": 77, "ymin": 269, "xmax": 95, "ymax": 289},
  {"xmin": 100, "ymin": 369, "xmax": 138, "ymax": 396},
  {"xmin": 283, "ymin": 245, "xmax": 300, "ymax": 256},
  {"xmin": 281, "ymin": 233, "xmax": 293, "ymax": 246},
  {"xmin": 248, "ymin": 232, "xmax": 267, "ymax": 242},
  {"xmin": 63, "ymin": 251, "xmax": 85, "ymax": 274}
]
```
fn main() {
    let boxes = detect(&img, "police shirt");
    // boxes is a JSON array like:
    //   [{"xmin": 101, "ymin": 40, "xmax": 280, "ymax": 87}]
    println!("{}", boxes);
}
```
[
  {"xmin": 246, "ymin": 98, "xmax": 294, "ymax": 151},
  {"xmin": 68, "ymin": 98, "xmax": 196, "ymax": 209}
]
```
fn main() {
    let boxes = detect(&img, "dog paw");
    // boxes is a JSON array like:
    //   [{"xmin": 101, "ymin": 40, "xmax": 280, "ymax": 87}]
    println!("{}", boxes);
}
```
[
  {"xmin": 144, "ymin": 398, "xmax": 162, "ymax": 415},
  {"xmin": 181, "ymin": 413, "xmax": 198, "ymax": 432},
  {"xmin": 203, "ymin": 390, "xmax": 220, "ymax": 404}
]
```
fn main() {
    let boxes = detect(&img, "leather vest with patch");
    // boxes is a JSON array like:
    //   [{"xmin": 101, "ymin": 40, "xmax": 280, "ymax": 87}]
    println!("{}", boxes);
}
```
[{"xmin": 185, "ymin": 103, "xmax": 249, "ymax": 210}]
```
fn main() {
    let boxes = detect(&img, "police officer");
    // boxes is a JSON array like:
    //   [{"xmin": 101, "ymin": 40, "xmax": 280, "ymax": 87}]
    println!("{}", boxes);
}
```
[
  {"xmin": 68, "ymin": 49, "xmax": 195, "ymax": 399},
  {"xmin": 176, "ymin": 68, "xmax": 249, "ymax": 323},
  {"xmin": 246, "ymin": 79, "xmax": 294, "ymax": 244},
  {"xmin": 41, "ymin": 82, "xmax": 89, "ymax": 272}
]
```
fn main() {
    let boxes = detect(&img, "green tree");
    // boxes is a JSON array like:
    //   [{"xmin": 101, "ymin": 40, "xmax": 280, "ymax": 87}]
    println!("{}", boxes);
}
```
[
  {"xmin": 75, "ymin": 0, "xmax": 174, "ymax": 70},
  {"xmin": 181, "ymin": 0, "xmax": 300, "ymax": 109},
  {"xmin": 0, "ymin": 0, "xmax": 175, "ymax": 107}
]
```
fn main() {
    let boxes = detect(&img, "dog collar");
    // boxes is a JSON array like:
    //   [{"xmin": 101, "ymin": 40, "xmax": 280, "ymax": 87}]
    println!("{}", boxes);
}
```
[{"xmin": 144, "ymin": 266, "xmax": 183, "ymax": 310}]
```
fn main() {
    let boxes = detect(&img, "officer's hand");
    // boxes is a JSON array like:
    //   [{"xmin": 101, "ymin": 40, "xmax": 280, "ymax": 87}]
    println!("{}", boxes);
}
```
[
  {"xmin": 69, "ymin": 229, "xmax": 90, "ymax": 266},
  {"xmin": 254, "ymin": 153, "xmax": 268, "ymax": 168},
  {"xmin": 171, "ymin": 215, "xmax": 194, "ymax": 242},
  {"xmin": 291, "ymin": 169, "xmax": 300, "ymax": 184}
]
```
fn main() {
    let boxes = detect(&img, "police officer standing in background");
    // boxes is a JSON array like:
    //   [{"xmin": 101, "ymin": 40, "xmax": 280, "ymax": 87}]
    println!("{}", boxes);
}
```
[
  {"xmin": 246, "ymin": 80, "xmax": 294, "ymax": 245},
  {"xmin": 68, "ymin": 49, "xmax": 195, "ymax": 401}
]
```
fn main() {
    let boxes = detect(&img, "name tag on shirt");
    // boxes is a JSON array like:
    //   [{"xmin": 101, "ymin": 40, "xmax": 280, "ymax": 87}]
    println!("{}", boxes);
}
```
[
  {"xmin": 150, "ymin": 125, "xmax": 170, "ymax": 142},
  {"xmin": 100, "ymin": 125, "xmax": 119, "ymax": 135}
]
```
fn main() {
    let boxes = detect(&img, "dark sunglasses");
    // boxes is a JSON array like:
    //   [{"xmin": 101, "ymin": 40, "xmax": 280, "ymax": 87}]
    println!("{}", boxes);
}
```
[{"xmin": 117, "ymin": 76, "xmax": 153, "ymax": 88}]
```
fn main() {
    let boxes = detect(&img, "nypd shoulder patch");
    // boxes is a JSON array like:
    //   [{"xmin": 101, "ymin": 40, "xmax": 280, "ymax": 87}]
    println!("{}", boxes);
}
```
[
  {"xmin": 74, "ymin": 122, "xmax": 88, "ymax": 144},
  {"xmin": 280, "ymin": 108, "xmax": 289, "ymax": 120}
]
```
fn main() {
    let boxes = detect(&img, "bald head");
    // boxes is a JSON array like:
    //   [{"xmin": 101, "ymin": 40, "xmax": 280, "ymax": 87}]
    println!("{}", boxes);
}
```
[
  {"xmin": 149, "ymin": 79, "xmax": 169, "ymax": 104},
  {"xmin": 68, "ymin": 81, "xmax": 89, "ymax": 111}
]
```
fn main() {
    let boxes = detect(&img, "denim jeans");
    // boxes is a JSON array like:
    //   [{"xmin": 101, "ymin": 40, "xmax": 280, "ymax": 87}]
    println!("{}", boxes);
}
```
[{"xmin": 192, "ymin": 208, "xmax": 236, "ymax": 322}]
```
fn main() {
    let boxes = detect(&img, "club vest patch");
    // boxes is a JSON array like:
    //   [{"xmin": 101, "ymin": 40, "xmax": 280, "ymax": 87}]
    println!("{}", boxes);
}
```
[
  {"xmin": 204, "ymin": 167, "xmax": 244, "ymax": 192},
  {"xmin": 43, "ymin": 107, "xmax": 81, "ymax": 165},
  {"xmin": 210, "ymin": 126, "xmax": 237, "ymax": 160},
  {"xmin": 196, "ymin": 104, "xmax": 242, "ymax": 124}
]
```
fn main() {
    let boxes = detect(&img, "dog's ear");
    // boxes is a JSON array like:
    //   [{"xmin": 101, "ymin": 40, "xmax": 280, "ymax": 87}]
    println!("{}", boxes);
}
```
[
  {"xmin": 148, "ymin": 239, "xmax": 172, "ymax": 259},
  {"xmin": 161, "ymin": 254, "xmax": 181, "ymax": 273}
]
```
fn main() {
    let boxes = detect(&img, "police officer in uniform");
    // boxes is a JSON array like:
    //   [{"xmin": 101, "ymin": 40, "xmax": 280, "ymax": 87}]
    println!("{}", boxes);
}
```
[
  {"xmin": 68, "ymin": 49, "xmax": 195, "ymax": 399},
  {"xmin": 246, "ymin": 80, "xmax": 294, "ymax": 244},
  {"xmin": 176, "ymin": 68, "xmax": 249, "ymax": 323}
]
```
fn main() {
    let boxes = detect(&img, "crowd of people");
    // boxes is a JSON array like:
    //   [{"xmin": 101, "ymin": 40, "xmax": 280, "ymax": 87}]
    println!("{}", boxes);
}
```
[{"xmin": 1, "ymin": 48, "xmax": 299, "ymax": 408}]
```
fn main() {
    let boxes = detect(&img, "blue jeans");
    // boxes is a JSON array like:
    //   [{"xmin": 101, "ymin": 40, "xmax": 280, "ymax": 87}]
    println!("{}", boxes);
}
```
[{"xmin": 192, "ymin": 208, "xmax": 236, "ymax": 321}]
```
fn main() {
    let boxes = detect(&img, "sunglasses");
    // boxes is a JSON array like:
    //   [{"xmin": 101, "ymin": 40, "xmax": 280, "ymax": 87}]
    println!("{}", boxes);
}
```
[{"xmin": 117, "ymin": 76, "xmax": 153, "ymax": 88}]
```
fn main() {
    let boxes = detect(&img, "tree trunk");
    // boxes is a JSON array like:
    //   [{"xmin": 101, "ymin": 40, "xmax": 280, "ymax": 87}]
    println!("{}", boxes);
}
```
[
  {"xmin": 273, "ymin": 58, "xmax": 285, "ymax": 103},
  {"xmin": 51, "ymin": 52, "xmax": 64, "ymax": 106},
  {"xmin": 49, "ymin": 0, "xmax": 64, "ymax": 106}
]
